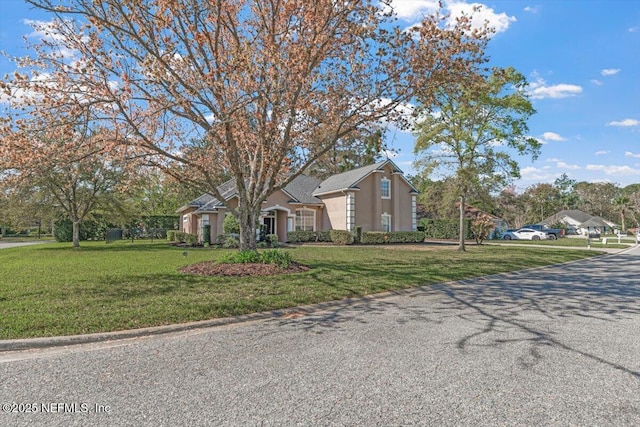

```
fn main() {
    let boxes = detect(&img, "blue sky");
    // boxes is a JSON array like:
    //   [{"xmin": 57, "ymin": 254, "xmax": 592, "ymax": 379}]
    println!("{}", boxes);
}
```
[{"xmin": 1, "ymin": 0, "xmax": 639, "ymax": 191}]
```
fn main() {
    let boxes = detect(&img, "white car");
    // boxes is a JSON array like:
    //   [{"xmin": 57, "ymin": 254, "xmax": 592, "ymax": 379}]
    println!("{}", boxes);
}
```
[{"xmin": 501, "ymin": 228, "xmax": 549, "ymax": 241}]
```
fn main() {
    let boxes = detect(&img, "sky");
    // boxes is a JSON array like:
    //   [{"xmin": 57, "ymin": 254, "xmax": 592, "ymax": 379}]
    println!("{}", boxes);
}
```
[{"xmin": 1, "ymin": 0, "xmax": 639, "ymax": 192}]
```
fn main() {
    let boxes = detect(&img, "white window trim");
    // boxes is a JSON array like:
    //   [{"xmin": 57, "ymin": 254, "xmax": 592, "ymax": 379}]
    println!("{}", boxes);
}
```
[
  {"xmin": 381, "ymin": 177, "xmax": 391, "ymax": 199},
  {"xmin": 295, "ymin": 208, "xmax": 316, "ymax": 231}
]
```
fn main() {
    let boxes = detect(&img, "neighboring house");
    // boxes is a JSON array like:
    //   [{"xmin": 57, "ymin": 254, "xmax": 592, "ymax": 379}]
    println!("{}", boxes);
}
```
[
  {"xmin": 542, "ymin": 209, "xmax": 616, "ymax": 235},
  {"xmin": 177, "ymin": 160, "xmax": 419, "ymax": 243}
]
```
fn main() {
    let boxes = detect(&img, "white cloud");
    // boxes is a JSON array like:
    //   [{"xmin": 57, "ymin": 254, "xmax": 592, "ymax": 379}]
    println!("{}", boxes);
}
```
[
  {"xmin": 590, "ymin": 79, "xmax": 603, "ymax": 86},
  {"xmin": 520, "ymin": 166, "xmax": 553, "ymax": 181},
  {"xmin": 625, "ymin": 151, "xmax": 640, "ymax": 158},
  {"xmin": 541, "ymin": 131, "xmax": 567, "ymax": 142},
  {"xmin": 527, "ymin": 76, "xmax": 582, "ymax": 99},
  {"xmin": 585, "ymin": 164, "xmax": 640, "ymax": 176},
  {"xmin": 594, "ymin": 150, "xmax": 609, "ymax": 156},
  {"xmin": 446, "ymin": 1, "xmax": 516, "ymax": 34},
  {"xmin": 556, "ymin": 161, "xmax": 580, "ymax": 170},
  {"xmin": 386, "ymin": 1, "xmax": 515, "ymax": 35},
  {"xmin": 600, "ymin": 68, "xmax": 621, "ymax": 76},
  {"xmin": 523, "ymin": 6, "xmax": 539, "ymax": 14},
  {"xmin": 606, "ymin": 119, "xmax": 639, "ymax": 127},
  {"xmin": 383, "ymin": 0, "xmax": 440, "ymax": 20},
  {"xmin": 24, "ymin": 19, "xmax": 79, "ymax": 59},
  {"xmin": 629, "ymin": 26, "xmax": 639, "ymax": 33}
]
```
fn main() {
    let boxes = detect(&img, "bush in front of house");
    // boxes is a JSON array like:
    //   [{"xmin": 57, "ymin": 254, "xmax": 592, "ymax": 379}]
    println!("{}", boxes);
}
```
[
  {"xmin": 223, "ymin": 214, "xmax": 240, "ymax": 234},
  {"xmin": 329, "ymin": 229, "xmax": 352, "ymax": 245},
  {"xmin": 167, "ymin": 231, "xmax": 199, "ymax": 245},
  {"xmin": 361, "ymin": 231, "xmax": 426, "ymax": 244},
  {"xmin": 287, "ymin": 231, "xmax": 316, "ymax": 243}
]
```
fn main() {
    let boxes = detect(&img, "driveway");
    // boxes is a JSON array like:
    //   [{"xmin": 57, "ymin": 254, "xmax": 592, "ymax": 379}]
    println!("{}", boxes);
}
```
[
  {"xmin": 1, "ymin": 246, "xmax": 639, "ymax": 426},
  {"xmin": 0, "ymin": 241, "xmax": 50, "ymax": 250}
]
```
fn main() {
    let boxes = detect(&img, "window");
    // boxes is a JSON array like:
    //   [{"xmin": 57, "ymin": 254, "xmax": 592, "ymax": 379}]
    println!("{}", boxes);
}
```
[
  {"xmin": 381, "ymin": 178, "xmax": 390, "ymax": 199},
  {"xmin": 295, "ymin": 209, "xmax": 315, "ymax": 231},
  {"xmin": 381, "ymin": 214, "xmax": 391, "ymax": 232}
]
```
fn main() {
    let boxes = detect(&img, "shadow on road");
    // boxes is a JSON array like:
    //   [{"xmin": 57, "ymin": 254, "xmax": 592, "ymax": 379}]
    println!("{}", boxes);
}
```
[{"xmin": 270, "ymin": 251, "xmax": 640, "ymax": 379}]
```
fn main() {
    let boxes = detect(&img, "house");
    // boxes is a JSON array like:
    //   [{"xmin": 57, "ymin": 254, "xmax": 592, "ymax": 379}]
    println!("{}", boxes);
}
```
[
  {"xmin": 542, "ymin": 209, "xmax": 616, "ymax": 235},
  {"xmin": 178, "ymin": 160, "xmax": 419, "ymax": 243}
]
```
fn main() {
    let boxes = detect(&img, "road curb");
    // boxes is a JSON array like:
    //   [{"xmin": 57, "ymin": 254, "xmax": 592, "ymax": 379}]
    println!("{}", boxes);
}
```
[{"xmin": 2, "ymin": 244, "xmax": 636, "ymax": 353}]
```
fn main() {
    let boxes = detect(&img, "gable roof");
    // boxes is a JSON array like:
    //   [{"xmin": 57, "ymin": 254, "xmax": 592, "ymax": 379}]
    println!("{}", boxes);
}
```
[
  {"xmin": 312, "ymin": 159, "xmax": 418, "ymax": 197},
  {"xmin": 543, "ymin": 209, "xmax": 593, "ymax": 225},
  {"xmin": 281, "ymin": 174, "xmax": 322, "ymax": 204},
  {"xmin": 180, "ymin": 174, "xmax": 322, "ymax": 213}
]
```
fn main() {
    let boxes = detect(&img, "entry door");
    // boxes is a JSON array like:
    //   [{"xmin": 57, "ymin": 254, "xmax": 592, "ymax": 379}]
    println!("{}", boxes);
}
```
[{"xmin": 263, "ymin": 216, "xmax": 276, "ymax": 235}]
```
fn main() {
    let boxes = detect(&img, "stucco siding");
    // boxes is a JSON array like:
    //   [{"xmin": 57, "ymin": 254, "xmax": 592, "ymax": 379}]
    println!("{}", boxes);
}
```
[{"xmin": 321, "ymin": 193, "xmax": 347, "ymax": 230}]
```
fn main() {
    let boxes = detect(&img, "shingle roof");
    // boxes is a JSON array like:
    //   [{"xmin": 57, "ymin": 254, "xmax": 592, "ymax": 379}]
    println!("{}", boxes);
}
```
[
  {"xmin": 313, "ymin": 159, "xmax": 416, "ymax": 196},
  {"xmin": 189, "ymin": 175, "xmax": 322, "ymax": 213},
  {"xmin": 282, "ymin": 175, "xmax": 322, "ymax": 204},
  {"xmin": 544, "ymin": 209, "xmax": 593, "ymax": 225}
]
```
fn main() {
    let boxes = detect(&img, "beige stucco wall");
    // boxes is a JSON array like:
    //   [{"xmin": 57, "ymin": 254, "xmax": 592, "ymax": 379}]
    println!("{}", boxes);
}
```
[
  {"xmin": 323, "ymin": 164, "xmax": 416, "ymax": 232},
  {"xmin": 320, "ymin": 193, "xmax": 347, "ymax": 230}
]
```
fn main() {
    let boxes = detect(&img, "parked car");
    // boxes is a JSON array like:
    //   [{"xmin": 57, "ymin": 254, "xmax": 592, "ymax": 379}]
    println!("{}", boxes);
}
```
[
  {"xmin": 501, "ymin": 228, "xmax": 549, "ymax": 241},
  {"xmin": 521, "ymin": 223, "xmax": 565, "ymax": 240}
]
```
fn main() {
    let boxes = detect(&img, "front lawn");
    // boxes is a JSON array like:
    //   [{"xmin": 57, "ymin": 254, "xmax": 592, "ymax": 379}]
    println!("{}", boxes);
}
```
[
  {"xmin": 0, "ymin": 240, "xmax": 603, "ymax": 339},
  {"xmin": 489, "ymin": 236, "xmax": 633, "ymax": 249}
]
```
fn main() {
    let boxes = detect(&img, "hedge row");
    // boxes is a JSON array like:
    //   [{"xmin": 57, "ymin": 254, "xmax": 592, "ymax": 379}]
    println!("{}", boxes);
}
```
[
  {"xmin": 167, "ymin": 231, "xmax": 198, "ymax": 245},
  {"xmin": 361, "ymin": 231, "xmax": 426, "ymax": 244},
  {"xmin": 418, "ymin": 218, "xmax": 473, "ymax": 239},
  {"xmin": 287, "ymin": 230, "xmax": 331, "ymax": 243},
  {"xmin": 287, "ymin": 229, "xmax": 425, "ymax": 245}
]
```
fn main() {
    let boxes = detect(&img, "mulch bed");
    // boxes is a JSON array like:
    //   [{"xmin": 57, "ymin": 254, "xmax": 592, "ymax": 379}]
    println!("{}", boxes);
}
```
[{"xmin": 179, "ymin": 261, "xmax": 310, "ymax": 277}]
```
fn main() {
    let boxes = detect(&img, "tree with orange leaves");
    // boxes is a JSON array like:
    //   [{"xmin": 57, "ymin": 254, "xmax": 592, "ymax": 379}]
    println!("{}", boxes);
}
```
[{"xmin": 5, "ymin": 0, "xmax": 488, "ymax": 250}]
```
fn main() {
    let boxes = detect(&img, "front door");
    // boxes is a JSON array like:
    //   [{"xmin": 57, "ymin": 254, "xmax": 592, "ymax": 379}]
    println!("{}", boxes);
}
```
[{"xmin": 263, "ymin": 216, "xmax": 276, "ymax": 236}]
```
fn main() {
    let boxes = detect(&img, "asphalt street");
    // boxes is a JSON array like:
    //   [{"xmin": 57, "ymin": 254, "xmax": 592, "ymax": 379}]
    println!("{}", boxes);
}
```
[{"xmin": 1, "ymin": 246, "xmax": 639, "ymax": 426}]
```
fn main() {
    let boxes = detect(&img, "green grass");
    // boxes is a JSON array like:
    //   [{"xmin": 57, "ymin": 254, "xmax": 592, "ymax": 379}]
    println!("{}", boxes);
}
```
[
  {"xmin": 490, "ymin": 236, "xmax": 634, "ymax": 249},
  {"xmin": 0, "ymin": 240, "xmax": 605, "ymax": 339}
]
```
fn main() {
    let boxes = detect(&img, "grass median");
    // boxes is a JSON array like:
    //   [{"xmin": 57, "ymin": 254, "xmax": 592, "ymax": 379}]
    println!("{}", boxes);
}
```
[{"xmin": 0, "ymin": 240, "xmax": 603, "ymax": 339}]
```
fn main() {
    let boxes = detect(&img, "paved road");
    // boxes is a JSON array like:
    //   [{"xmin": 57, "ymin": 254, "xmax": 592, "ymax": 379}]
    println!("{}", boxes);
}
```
[
  {"xmin": 1, "ymin": 247, "xmax": 639, "ymax": 426},
  {"xmin": 0, "ymin": 241, "xmax": 50, "ymax": 250}
]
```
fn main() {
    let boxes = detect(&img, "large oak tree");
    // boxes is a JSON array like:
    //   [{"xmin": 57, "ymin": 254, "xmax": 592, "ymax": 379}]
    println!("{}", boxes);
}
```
[{"xmin": 3, "ymin": 0, "xmax": 482, "ymax": 250}]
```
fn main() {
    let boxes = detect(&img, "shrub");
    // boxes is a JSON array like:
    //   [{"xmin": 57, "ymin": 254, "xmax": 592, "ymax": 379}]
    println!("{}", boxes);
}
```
[
  {"xmin": 221, "ymin": 249, "xmax": 261, "ymax": 264},
  {"xmin": 223, "ymin": 214, "xmax": 240, "ymax": 234},
  {"xmin": 167, "ymin": 231, "xmax": 199, "ymax": 245},
  {"xmin": 266, "ymin": 234, "xmax": 280, "ymax": 248},
  {"xmin": 353, "ymin": 226, "xmax": 363, "ymax": 244},
  {"xmin": 223, "ymin": 236, "xmax": 240, "ymax": 249},
  {"xmin": 361, "ymin": 231, "xmax": 425, "ymax": 244},
  {"xmin": 470, "ymin": 213, "xmax": 494, "ymax": 245},
  {"xmin": 330, "ymin": 229, "xmax": 352, "ymax": 245},
  {"xmin": 203, "ymin": 225, "xmax": 211, "ymax": 245},
  {"xmin": 261, "ymin": 249, "xmax": 292, "ymax": 268},
  {"xmin": 419, "ymin": 218, "xmax": 472, "ymax": 239},
  {"xmin": 287, "ymin": 230, "xmax": 316, "ymax": 243},
  {"xmin": 361, "ymin": 231, "xmax": 388, "ymax": 244},
  {"xmin": 220, "ymin": 249, "xmax": 292, "ymax": 268},
  {"xmin": 315, "ymin": 231, "xmax": 332, "ymax": 242}
]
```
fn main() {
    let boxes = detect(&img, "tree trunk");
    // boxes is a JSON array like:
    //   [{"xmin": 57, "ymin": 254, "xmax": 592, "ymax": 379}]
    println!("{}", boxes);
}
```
[
  {"xmin": 72, "ymin": 219, "xmax": 81, "ymax": 248},
  {"xmin": 237, "ymin": 199, "xmax": 258, "ymax": 251},
  {"xmin": 458, "ymin": 195, "xmax": 466, "ymax": 252}
]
